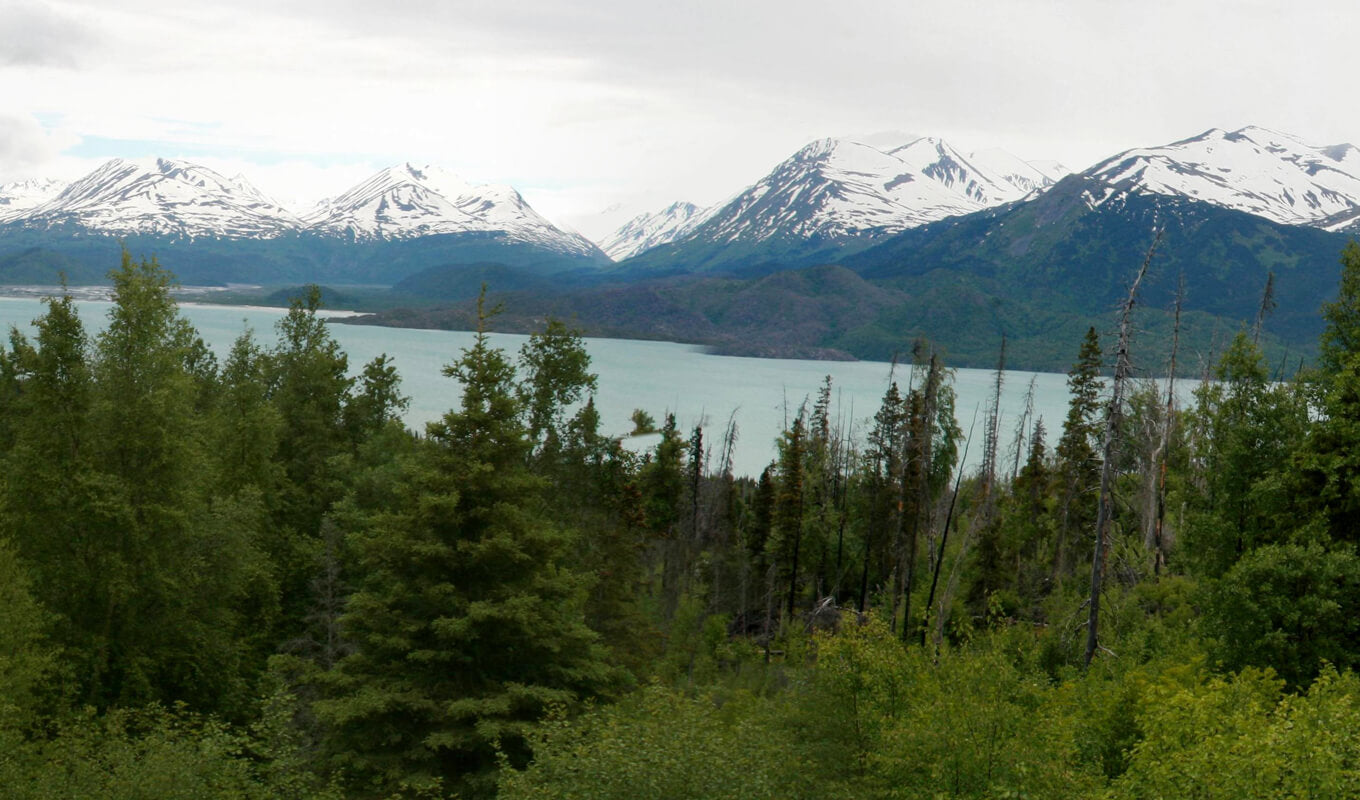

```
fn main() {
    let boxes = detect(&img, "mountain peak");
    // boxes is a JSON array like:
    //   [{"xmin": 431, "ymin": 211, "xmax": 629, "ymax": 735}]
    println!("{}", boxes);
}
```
[
  {"xmin": 304, "ymin": 163, "xmax": 604, "ymax": 259},
  {"xmin": 600, "ymin": 201, "xmax": 713, "ymax": 261},
  {"xmin": 623, "ymin": 133, "xmax": 1066, "ymax": 272},
  {"xmin": 0, "ymin": 177, "xmax": 65, "ymax": 220},
  {"xmin": 13, "ymin": 157, "xmax": 303, "ymax": 239},
  {"xmin": 1088, "ymin": 125, "xmax": 1360, "ymax": 227},
  {"xmin": 0, "ymin": 157, "xmax": 603, "ymax": 262},
  {"xmin": 847, "ymin": 130, "xmax": 923, "ymax": 151}
]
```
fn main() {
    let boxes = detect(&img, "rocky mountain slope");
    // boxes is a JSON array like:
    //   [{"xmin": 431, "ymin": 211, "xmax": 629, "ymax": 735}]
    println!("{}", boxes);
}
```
[{"xmin": 1085, "ymin": 126, "xmax": 1360, "ymax": 230}]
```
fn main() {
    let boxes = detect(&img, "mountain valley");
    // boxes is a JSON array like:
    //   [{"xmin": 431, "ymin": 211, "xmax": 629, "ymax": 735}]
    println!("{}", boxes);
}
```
[{"xmin": 3, "ymin": 126, "xmax": 1359, "ymax": 370}]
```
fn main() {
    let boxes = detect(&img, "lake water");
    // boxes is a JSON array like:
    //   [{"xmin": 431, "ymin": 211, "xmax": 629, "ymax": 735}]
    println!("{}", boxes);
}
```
[{"xmin": 0, "ymin": 295, "xmax": 1171, "ymax": 478}]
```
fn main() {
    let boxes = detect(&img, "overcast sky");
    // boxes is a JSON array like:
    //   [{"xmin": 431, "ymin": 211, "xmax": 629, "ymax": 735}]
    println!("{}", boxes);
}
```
[{"xmin": 1, "ymin": 0, "xmax": 1356, "ymax": 238}]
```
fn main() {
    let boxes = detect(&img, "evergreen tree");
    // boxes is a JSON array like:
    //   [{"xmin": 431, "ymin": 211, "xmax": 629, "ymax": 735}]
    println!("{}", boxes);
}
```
[
  {"xmin": 860, "ymin": 381, "xmax": 905, "ymax": 611},
  {"xmin": 320, "ymin": 297, "xmax": 614, "ymax": 798},
  {"xmin": 1318, "ymin": 240, "xmax": 1360, "ymax": 379},
  {"xmin": 1293, "ymin": 349, "xmax": 1360, "ymax": 545},
  {"xmin": 5, "ymin": 253, "xmax": 270, "ymax": 713},
  {"xmin": 518, "ymin": 318, "xmax": 597, "ymax": 466},
  {"xmin": 3, "ymin": 293, "xmax": 95, "ymax": 617},
  {"xmin": 1295, "ymin": 241, "xmax": 1360, "ymax": 544},
  {"xmin": 1009, "ymin": 418, "xmax": 1054, "ymax": 610},
  {"xmin": 265, "ymin": 286, "xmax": 356, "ymax": 635},
  {"xmin": 747, "ymin": 464, "xmax": 777, "ymax": 617},
  {"xmin": 0, "ymin": 536, "xmax": 54, "ymax": 732},
  {"xmin": 343, "ymin": 353, "xmax": 408, "ymax": 447},
  {"xmin": 1053, "ymin": 326, "xmax": 1103, "ymax": 579},
  {"xmin": 268, "ymin": 285, "xmax": 353, "ymax": 537},
  {"xmin": 1183, "ymin": 331, "xmax": 1306, "ymax": 576},
  {"xmin": 213, "ymin": 328, "xmax": 282, "ymax": 497},
  {"xmin": 772, "ymin": 414, "xmax": 807, "ymax": 619}
]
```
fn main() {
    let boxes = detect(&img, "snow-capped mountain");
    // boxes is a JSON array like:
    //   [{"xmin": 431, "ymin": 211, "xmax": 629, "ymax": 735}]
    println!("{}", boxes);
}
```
[
  {"xmin": 0, "ymin": 178, "xmax": 65, "ymax": 220},
  {"xmin": 304, "ymin": 163, "xmax": 604, "ymax": 259},
  {"xmin": 0, "ymin": 159, "xmax": 607, "ymax": 263},
  {"xmin": 886, "ymin": 137, "xmax": 1033, "ymax": 206},
  {"xmin": 12, "ymin": 158, "xmax": 303, "ymax": 238},
  {"xmin": 1086, "ymin": 126, "xmax": 1360, "ymax": 229},
  {"xmin": 965, "ymin": 149, "xmax": 1070, "ymax": 197},
  {"xmin": 600, "ymin": 201, "xmax": 715, "ymax": 261},
  {"xmin": 682, "ymin": 135, "xmax": 1063, "ymax": 247}
]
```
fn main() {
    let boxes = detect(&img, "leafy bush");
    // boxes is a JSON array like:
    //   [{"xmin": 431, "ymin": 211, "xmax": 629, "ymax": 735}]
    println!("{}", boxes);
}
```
[
  {"xmin": 498, "ymin": 684, "xmax": 796, "ymax": 800},
  {"xmin": 1113, "ymin": 667, "xmax": 1360, "ymax": 798},
  {"xmin": 1205, "ymin": 542, "xmax": 1360, "ymax": 687}
]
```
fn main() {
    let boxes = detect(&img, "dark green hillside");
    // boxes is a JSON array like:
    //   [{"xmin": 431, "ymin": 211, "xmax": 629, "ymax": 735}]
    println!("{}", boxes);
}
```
[
  {"xmin": 614, "ymin": 228, "xmax": 888, "ymax": 278},
  {"xmin": 347, "ymin": 265, "xmax": 910, "ymax": 361},
  {"xmin": 845, "ymin": 175, "xmax": 1352, "ymax": 348},
  {"xmin": 349, "ymin": 257, "xmax": 1303, "ymax": 372},
  {"xmin": 0, "ymin": 246, "xmax": 105, "ymax": 284},
  {"xmin": 444, "ymin": 176, "xmax": 1348, "ymax": 369},
  {"xmin": 0, "ymin": 227, "xmax": 610, "ymax": 287},
  {"xmin": 263, "ymin": 285, "xmax": 360, "ymax": 307},
  {"xmin": 391, "ymin": 261, "xmax": 554, "ymax": 300}
]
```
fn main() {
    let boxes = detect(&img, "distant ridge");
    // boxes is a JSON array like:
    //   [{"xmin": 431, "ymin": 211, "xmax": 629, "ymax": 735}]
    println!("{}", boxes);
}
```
[
  {"xmin": 0, "ymin": 158, "xmax": 609, "ymax": 285},
  {"xmin": 612, "ymin": 134, "xmax": 1066, "ymax": 272},
  {"xmin": 1085, "ymin": 126, "xmax": 1360, "ymax": 230}
]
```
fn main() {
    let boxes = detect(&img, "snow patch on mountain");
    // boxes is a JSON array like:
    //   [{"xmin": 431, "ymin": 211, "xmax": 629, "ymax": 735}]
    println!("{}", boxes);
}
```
[
  {"xmin": 600, "ymin": 201, "xmax": 716, "ymax": 261},
  {"xmin": 12, "ymin": 158, "xmax": 303, "ymax": 238},
  {"xmin": 0, "ymin": 178, "xmax": 65, "ymax": 220},
  {"xmin": 679, "ymin": 135, "xmax": 1065, "ymax": 247},
  {"xmin": 1087, "ymin": 126, "xmax": 1360, "ymax": 228},
  {"xmin": 0, "ymin": 159, "xmax": 604, "ymax": 260},
  {"xmin": 967, "ymin": 149, "xmax": 1070, "ymax": 197},
  {"xmin": 304, "ymin": 163, "xmax": 603, "ymax": 258}
]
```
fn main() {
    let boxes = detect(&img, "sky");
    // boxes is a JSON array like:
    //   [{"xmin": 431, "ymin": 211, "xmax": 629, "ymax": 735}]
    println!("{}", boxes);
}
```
[{"xmin": 1, "ymin": 0, "xmax": 1357, "ymax": 240}]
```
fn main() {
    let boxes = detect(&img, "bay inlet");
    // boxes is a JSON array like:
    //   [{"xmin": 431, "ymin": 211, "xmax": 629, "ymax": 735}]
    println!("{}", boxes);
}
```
[{"xmin": 0, "ymin": 295, "xmax": 1151, "ymax": 478}]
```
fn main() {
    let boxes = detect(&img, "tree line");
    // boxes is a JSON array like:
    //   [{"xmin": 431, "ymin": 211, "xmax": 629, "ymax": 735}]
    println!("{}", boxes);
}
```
[{"xmin": 3, "ymin": 243, "xmax": 1360, "ymax": 798}]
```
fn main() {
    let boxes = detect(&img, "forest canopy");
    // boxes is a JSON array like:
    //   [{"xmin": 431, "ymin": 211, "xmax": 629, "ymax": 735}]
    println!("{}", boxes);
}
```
[{"xmin": 3, "ymin": 243, "xmax": 1360, "ymax": 798}]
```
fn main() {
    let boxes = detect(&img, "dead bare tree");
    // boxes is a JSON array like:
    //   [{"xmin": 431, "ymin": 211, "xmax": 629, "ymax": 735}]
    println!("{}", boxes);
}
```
[
  {"xmin": 921, "ymin": 406, "xmax": 978, "ymax": 649},
  {"xmin": 1252, "ymin": 270, "xmax": 1276, "ymax": 346},
  {"xmin": 1086, "ymin": 230, "xmax": 1161, "ymax": 667},
  {"xmin": 1147, "ymin": 275, "xmax": 1184, "ymax": 575},
  {"xmin": 1009, "ymin": 376, "xmax": 1039, "ymax": 483}
]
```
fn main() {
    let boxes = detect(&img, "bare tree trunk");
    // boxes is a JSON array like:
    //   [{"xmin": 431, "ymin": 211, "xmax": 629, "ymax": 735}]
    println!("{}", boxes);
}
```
[
  {"xmin": 1086, "ymin": 231, "xmax": 1160, "ymax": 667},
  {"xmin": 981, "ymin": 338, "xmax": 1006, "ymax": 497},
  {"xmin": 1252, "ymin": 270, "xmax": 1276, "ymax": 346},
  {"xmin": 921, "ymin": 407, "xmax": 977, "ymax": 647},
  {"xmin": 1010, "ymin": 376, "xmax": 1038, "ymax": 483},
  {"xmin": 1148, "ymin": 275, "xmax": 1183, "ymax": 576}
]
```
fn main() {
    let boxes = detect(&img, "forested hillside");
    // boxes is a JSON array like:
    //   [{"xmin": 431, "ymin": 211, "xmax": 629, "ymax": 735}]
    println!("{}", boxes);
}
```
[{"xmin": 5, "ymin": 244, "xmax": 1360, "ymax": 798}]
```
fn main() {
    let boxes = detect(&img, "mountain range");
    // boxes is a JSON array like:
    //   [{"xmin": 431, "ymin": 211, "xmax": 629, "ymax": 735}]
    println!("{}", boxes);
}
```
[
  {"xmin": 617, "ymin": 126, "xmax": 1360, "ymax": 276},
  {"xmin": 0, "ymin": 158, "xmax": 609, "ymax": 285},
  {"xmin": 1086, "ymin": 126, "xmax": 1360, "ymax": 231},
  {"xmin": 1, "ymin": 125, "xmax": 1359, "ymax": 369},
  {"xmin": 609, "ymin": 135, "xmax": 1068, "ymax": 272}
]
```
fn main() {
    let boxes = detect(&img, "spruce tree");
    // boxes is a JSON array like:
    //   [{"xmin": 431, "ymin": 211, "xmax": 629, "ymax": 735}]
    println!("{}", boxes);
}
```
[
  {"xmin": 1053, "ymin": 327, "xmax": 1103, "ymax": 578},
  {"xmin": 320, "ymin": 297, "xmax": 614, "ymax": 798},
  {"xmin": 214, "ymin": 328, "xmax": 282, "ymax": 497},
  {"xmin": 1183, "ymin": 331, "xmax": 1307, "ymax": 575},
  {"xmin": 265, "ymin": 286, "xmax": 356, "ymax": 636},
  {"xmin": 1318, "ymin": 241, "xmax": 1360, "ymax": 379},
  {"xmin": 5, "ymin": 253, "xmax": 270, "ymax": 713},
  {"xmin": 772, "ymin": 414, "xmax": 807, "ymax": 619}
]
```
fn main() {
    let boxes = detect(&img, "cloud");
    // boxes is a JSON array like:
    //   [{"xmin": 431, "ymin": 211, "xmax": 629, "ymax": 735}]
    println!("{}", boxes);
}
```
[
  {"xmin": 0, "ymin": 2, "xmax": 99, "ymax": 68},
  {"xmin": 3, "ymin": 0, "xmax": 1360, "ymax": 225},
  {"xmin": 0, "ymin": 113, "xmax": 79, "ymax": 176}
]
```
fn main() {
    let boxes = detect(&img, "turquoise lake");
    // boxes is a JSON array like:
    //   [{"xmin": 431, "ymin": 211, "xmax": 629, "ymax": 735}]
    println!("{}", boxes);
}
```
[{"xmin": 0, "ymin": 294, "xmax": 1162, "ymax": 478}]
